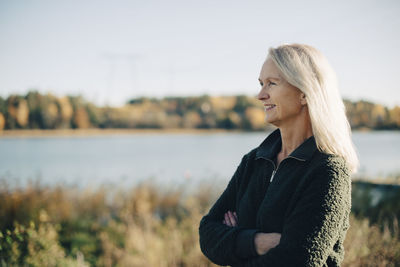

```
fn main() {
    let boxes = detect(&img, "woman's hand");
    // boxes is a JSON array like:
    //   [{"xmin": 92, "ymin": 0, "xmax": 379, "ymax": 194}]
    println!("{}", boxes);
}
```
[
  {"xmin": 222, "ymin": 210, "xmax": 280, "ymax": 256},
  {"xmin": 222, "ymin": 210, "xmax": 238, "ymax": 227},
  {"xmin": 254, "ymin": 232, "xmax": 281, "ymax": 255}
]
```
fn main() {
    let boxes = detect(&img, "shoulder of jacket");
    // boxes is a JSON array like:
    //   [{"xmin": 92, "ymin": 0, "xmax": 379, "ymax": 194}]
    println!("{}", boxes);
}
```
[
  {"xmin": 309, "ymin": 152, "xmax": 350, "ymax": 182},
  {"xmin": 233, "ymin": 148, "xmax": 259, "ymax": 173},
  {"xmin": 312, "ymin": 151, "xmax": 347, "ymax": 169},
  {"xmin": 241, "ymin": 147, "xmax": 259, "ymax": 163}
]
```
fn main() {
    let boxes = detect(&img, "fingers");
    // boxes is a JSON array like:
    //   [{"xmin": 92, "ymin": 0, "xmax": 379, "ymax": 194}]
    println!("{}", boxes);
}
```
[
  {"xmin": 228, "ymin": 211, "xmax": 236, "ymax": 226},
  {"xmin": 229, "ymin": 211, "xmax": 237, "ymax": 226},
  {"xmin": 222, "ymin": 211, "xmax": 238, "ymax": 227},
  {"xmin": 223, "ymin": 213, "xmax": 230, "ymax": 226}
]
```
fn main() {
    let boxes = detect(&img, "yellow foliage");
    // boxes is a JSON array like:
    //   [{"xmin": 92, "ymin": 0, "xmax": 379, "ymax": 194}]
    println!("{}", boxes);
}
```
[
  {"xmin": 389, "ymin": 106, "xmax": 400, "ymax": 126},
  {"xmin": 0, "ymin": 112, "xmax": 5, "ymax": 130},
  {"xmin": 228, "ymin": 112, "xmax": 241, "ymax": 127},
  {"xmin": 74, "ymin": 107, "xmax": 90, "ymax": 129},
  {"xmin": 183, "ymin": 112, "xmax": 202, "ymax": 128},
  {"xmin": 210, "ymin": 97, "xmax": 236, "ymax": 111},
  {"xmin": 245, "ymin": 107, "xmax": 266, "ymax": 130},
  {"xmin": 8, "ymin": 97, "xmax": 29, "ymax": 127},
  {"xmin": 58, "ymin": 97, "xmax": 74, "ymax": 121}
]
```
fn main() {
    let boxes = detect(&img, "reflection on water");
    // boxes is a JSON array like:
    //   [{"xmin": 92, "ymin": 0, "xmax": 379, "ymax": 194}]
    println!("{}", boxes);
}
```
[{"xmin": 1, "ymin": 131, "xmax": 399, "ymax": 187}]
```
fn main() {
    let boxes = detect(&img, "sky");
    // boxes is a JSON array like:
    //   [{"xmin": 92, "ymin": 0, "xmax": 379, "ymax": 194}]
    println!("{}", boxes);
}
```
[{"xmin": 0, "ymin": 0, "xmax": 399, "ymax": 107}]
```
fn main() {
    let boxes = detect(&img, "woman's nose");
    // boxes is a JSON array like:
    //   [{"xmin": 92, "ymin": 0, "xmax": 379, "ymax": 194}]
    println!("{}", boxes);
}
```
[{"xmin": 257, "ymin": 87, "xmax": 269, "ymax": 101}]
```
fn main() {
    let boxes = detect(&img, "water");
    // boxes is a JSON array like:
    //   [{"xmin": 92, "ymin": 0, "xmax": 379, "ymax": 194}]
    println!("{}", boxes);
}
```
[{"xmin": 0, "ymin": 131, "xmax": 399, "ymax": 187}]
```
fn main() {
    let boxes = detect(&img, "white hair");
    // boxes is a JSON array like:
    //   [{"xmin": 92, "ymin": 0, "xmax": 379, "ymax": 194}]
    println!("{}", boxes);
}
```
[{"xmin": 268, "ymin": 43, "xmax": 359, "ymax": 173}]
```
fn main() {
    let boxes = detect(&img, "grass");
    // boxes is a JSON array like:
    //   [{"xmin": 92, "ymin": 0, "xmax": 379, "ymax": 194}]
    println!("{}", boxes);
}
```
[{"xmin": 0, "ymin": 179, "xmax": 399, "ymax": 266}]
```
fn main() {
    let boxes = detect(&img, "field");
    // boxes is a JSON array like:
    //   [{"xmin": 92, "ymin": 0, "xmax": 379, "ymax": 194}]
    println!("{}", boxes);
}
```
[{"xmin": 1, "ymin": 179, "xmax": 399, "ymax": 267}]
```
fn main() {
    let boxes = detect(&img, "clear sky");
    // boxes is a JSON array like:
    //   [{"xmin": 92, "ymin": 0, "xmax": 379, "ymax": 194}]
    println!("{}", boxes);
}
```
[{"xmin": 0, "ymin": 0, "xmax": 399, "ymax": 107}]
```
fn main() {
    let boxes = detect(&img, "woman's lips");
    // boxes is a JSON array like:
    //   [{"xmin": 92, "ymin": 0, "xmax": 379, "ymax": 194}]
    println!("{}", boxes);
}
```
[{"xmin": 264, "ymin": 104, "xmax": 276, "ymax": 111}]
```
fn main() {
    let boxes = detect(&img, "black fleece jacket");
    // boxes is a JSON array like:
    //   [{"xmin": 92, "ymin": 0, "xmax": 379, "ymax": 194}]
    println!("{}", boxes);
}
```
[{"xmin": 199, "ymin": 129, "xmax": 351, "ymax": 266}]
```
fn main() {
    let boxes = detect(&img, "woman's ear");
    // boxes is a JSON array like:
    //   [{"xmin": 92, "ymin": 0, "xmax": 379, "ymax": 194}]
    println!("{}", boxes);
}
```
[{"xmin": 300, "ymin": 93, "xmax": 307, "ymax": 105}]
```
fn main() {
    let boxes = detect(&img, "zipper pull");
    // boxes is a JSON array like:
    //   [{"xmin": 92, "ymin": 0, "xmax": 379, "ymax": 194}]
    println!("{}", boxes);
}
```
[{"xmin": 270, "ymin": 169, "xmax": 276, "ymax": 182}]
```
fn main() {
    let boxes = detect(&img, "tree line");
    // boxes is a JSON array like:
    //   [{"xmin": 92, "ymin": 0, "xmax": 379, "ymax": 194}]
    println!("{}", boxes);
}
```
[{"xmin": 0, "ymin": 91, "xmax": 399, "ymax": 131}]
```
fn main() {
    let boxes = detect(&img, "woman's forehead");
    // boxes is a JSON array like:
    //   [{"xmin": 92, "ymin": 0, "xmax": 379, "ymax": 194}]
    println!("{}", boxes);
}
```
[{"xmin": 259, "ymin": 59, "xmax": 282, "ymax": 81}]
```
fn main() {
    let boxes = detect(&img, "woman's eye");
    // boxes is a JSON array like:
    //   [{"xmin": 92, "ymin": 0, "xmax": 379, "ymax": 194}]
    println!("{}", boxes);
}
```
[{"xmin": 268, "ymin": 81, "xmax": 276, "ymax": 86}]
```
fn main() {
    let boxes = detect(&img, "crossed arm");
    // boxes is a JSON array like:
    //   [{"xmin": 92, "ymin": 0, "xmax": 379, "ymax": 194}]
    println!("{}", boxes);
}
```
[{"xmin": 222, "ymin": 210, "xmax": 281, "ymax": 256}]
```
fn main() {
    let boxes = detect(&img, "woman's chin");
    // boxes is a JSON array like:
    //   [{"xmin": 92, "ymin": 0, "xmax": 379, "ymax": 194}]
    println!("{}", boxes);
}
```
[{"xmin": 264, "ymin": 116, "xmax": 277, "ymax": 126}]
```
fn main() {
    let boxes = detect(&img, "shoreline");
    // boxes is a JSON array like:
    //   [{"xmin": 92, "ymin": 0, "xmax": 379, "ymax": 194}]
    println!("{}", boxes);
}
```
[
  {"xmin": 0, "ymin": 127, "xmax": 397, "ymax": 138},
  {"xmin": 0, "ymin": 128, "xmax": 264, "ymax": 138}
]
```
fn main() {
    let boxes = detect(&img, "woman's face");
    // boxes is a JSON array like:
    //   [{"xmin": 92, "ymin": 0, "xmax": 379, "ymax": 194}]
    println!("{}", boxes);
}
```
[{"xmin": 257, "ymin": 58, "xmax": 306, "ymax": 128}]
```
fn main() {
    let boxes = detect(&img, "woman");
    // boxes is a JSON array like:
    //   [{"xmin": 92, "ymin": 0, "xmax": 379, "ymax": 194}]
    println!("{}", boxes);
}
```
[{"xmin": 199, "ymin": 44, "xmax": 358, "ymax": 266}]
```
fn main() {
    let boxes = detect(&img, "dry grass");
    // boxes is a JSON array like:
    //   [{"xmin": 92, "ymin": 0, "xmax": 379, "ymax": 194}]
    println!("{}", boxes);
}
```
[
  {"xmin": 0, "ymin": 179, "xmax": 399, "ymax": 266},
  {"xmin": 343, "ymin": 215, "xmax": 400, "ymax": 267}
]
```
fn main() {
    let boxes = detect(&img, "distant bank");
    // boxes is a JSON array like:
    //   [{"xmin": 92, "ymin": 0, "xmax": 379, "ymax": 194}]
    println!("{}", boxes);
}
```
[
  {"xmin": 0, "ymin": 127, "xmax": 394, "ymax": 138},
  {"xmin": 0, "ymin": 128, "xmax": 249, "ymax": 138},
  {"xmin": 1, "ymin": 91, "xmax": 400, "ymax": 132}
]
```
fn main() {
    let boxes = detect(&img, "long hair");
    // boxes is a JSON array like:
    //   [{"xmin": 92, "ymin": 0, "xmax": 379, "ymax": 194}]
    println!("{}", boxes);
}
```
[{"xmin": 268, "ymin": 43, "xmax": 359, "ymax": 173}]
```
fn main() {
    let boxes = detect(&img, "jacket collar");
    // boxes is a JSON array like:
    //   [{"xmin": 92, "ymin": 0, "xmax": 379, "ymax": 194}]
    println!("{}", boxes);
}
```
[{"xmin": 255, "ymin": 129, "xmax": 317, "ymax": 161}]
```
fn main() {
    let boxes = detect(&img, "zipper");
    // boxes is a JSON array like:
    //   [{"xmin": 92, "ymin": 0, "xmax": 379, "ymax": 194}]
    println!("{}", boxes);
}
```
[
  {"xmin": 264, "ymin": 156, "xmax": 306, "ymax": 183},
  {"xmin": 270, "ymin": 169, "xmax": 277, "ymax": 182},
  {"xmin": 263, "ymin": 158, "xmax": 277, "ymax": 182}
]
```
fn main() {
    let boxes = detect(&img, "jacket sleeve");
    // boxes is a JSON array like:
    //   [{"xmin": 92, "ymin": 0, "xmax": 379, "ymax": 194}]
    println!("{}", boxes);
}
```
[
  {"xmin": 234, "ymin": 159, "xmax": 351, "ymax": 267},
  {"xmin": 199, "ymin": 154, "xmax": 256, "ymax": 266}
]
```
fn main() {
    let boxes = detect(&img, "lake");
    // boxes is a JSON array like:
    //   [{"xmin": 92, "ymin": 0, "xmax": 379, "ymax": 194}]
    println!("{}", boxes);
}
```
[{"xmin": 1, "ymin": 131, "xmax": 399, "ymax": 188}]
